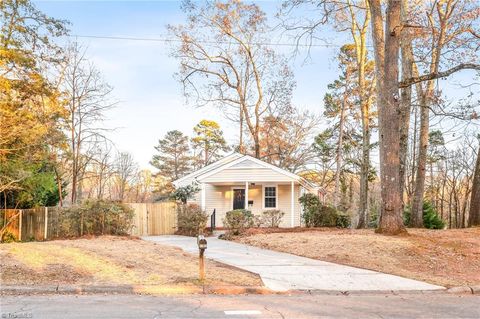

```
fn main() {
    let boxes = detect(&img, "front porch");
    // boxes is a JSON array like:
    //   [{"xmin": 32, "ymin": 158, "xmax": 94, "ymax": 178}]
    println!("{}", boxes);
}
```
[{"xmin": 198, "ymin": 181, "xmax": 303, "ymax": 228}]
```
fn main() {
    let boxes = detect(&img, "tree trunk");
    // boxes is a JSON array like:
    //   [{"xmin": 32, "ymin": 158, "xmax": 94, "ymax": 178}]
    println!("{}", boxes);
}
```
[
  {"xmin": 468, "ymin": 145, "xmax": 480, "ymax": 226},
  {"xmin": 399, "ymin": 0, "xmax": 413, "ymax": 206},
  {"xmin": 334, "ymin": 93, "xmax": 347, "ymax": 209},
  {"xmin": 411, "ymin": 93, "xmax": 429, "ymax": 227},
  {"xmin": 369, "ymin": 0, "xmax": 406, "ymax": 235}
]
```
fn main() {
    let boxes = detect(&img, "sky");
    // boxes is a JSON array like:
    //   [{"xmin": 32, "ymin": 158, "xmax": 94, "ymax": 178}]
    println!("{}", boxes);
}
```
[
  {"xmin": 35, "ymin": 0, "xmax": 343, "ymax": 170},
  {"xmin": 34, "ymin": 1, "xmax": 478, "ymax": 170}
]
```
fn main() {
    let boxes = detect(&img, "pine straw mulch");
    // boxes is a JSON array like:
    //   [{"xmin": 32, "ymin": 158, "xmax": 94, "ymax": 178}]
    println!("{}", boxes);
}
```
[{"xmin": 234, "ymin": 227, "xmax": 480, "ymax": 288}]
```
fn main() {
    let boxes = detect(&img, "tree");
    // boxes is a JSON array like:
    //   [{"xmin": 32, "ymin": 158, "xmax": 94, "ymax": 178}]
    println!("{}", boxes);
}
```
[
  {"xmin": 62, "ymin": 42, "xmax": 116, "ymax": 204},
  {"xmin": 169, "ymin": 0, "xmax": 295, "ymax": 157},
  {"xmin": 367, "ymin": 0, "xmax": 406, "ymax": 234},
  {"xmin": 150, "ymin": 130, "xmax": 191, "ymax": 181},
  {"xmin": 259, "ymin": 109, "xmax": 319, "ymax": 172},
  {"xmin": 403, "ymin": 0, "xmax": 480, "ymax": 227},
  {"xmin": 0, "ymin": 0, "xmax": 68, "ymax": 207},
  {"xmin": 469, "ymin": 142, "xmax": 480, "ymax": 226},
  {"xmin": 191, "ymin": 120, "xmax": 229, "ymax": 167},
  {"xmin": 112, "ymin": 152, "xmax": 138, "ymax": 202}
]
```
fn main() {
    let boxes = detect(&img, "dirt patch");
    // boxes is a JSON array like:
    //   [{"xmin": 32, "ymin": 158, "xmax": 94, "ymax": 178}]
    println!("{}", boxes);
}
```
[
  {"xmin": 0, "ymin": 236, "xmax": 262, "ymax": 288},
  {"xmin": 234, "ymin": 227, "xmax": 480, "ymax": 287}
]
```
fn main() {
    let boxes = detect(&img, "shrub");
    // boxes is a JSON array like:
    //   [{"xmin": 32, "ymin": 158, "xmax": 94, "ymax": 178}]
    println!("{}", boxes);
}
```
[
  {"xmin": 403, "ymin": 202, "xmax": 445, "ymax": 229},
  {"xmin": 252, "ymin": 215, "xmax": 264, "ymax": 228},
  {"xmin": 298, "ymin": 193, "xmax": 321, "ymax": 227},
  {"xmin": 52, "ymin": 200, "xmax": 135, "ymax": 237},
  {"xmin": 1, "ymin": 231, "xmax": 17, "ymax": 243},
  {"xmin": 262, "ymin": 210, "xmax": 285, "ymax": 228},
  {"xmin": 223, "ymin": 209, "xmax": 253, "ymax": 235},
  {"xmin": 423, "ymin": 202, "xmax": 445, "ymax": 229},
  {"xmin": 176, "ymin": 203, "xmax": 209, "ymax": 236},
  {"xmin": 298, "ymin": 194, "xmax": 350, "ymax": 228}
]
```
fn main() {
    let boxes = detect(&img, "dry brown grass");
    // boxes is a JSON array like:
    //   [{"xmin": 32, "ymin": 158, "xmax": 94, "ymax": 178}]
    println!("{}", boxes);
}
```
[
  {"xmin": 235, "ymin": 227, "xmax": 480, "ymax": 287},
  {"xmin": 0, "ymin": 236, "xmax": 261, "ymax": 288}
]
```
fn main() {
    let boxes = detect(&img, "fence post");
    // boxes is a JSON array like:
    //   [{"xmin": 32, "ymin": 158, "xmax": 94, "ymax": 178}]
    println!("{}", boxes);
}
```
[
  {"xmin": 44, "ymin": 207, "xmax": 48, "ymax": 240},
  {"xmin": 18, "ymin": 209, "xmax": 23, "ymax": 241}
]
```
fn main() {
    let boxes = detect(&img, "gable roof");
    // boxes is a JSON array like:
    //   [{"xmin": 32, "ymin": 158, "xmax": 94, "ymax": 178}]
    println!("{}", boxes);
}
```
[
  {"xmin": 173, "ymin": 152, "xmax": 317, "ymax": 190},
  {"xmin": 172, "ymin": 152, "xmax": 242, "ymax": 187}
]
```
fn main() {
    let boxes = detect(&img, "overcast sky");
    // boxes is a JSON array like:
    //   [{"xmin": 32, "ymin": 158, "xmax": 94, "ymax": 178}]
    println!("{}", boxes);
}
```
[{"xmin": 35, "ymin": 1, "xmax": 477, "ymax": 170}]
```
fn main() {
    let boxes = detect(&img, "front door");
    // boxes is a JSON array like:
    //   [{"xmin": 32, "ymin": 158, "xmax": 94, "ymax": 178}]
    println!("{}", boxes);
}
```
[{"xmin": 233, "ymin": 189, "xmax": 245, "ymax": 210}]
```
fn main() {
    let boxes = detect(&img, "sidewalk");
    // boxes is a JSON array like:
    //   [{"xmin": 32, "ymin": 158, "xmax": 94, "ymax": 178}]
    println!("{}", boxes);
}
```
[{"xmin": 143, "ymin": 235, "xmax": 445, "ymax": 292}]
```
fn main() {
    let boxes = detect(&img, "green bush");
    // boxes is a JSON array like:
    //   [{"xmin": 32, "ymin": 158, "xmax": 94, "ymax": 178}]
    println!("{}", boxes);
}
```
[
  {"xmin": 262, "ymin": 210, "xmax": 285, "ymax": 228},
  {"xmin": 336, "ymin": 213, "xmax": 351, "ymax": 228},
  {"xmin": 298, "ymin": 194, "xmax": 350, "ymax": 228},
  {"xmin": 223, "ymin": 209, "xmax": 253, "ymax": 235},
  {"xmin": 176, "ymin": 203, "xmax": 209, "ymax": 236},
  {"xmin": 423, "ymin": 202, "xmax": 445, "ymax": 229},
  {"xmin": 298, "ymin": 193, "xmax": 321, "ymax": 227},
  {"xmin": 403, "ymin": 202, "xmax": 445, "ymax": 229}
]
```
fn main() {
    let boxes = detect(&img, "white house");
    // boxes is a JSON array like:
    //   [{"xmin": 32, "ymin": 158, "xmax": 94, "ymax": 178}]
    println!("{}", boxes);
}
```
[{"xmin": 172, "ymin": 153, "xmax": 318, "ymax": 228}]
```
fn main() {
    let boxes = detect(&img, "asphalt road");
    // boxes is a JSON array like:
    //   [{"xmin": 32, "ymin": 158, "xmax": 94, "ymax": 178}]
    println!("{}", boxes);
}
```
[{"xmin": 1, "ymin": 293, "xmax": 479, "ymax": 319}]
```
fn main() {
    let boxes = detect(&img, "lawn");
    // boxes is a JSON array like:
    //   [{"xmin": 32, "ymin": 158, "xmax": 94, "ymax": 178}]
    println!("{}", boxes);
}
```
[
  {"xmin": 0, "ymin": 236, "xmax": 262, "ymax": 291},
  {"xmin": 234, "ymin": 227, "xmax": 480, "ymax": 288}
]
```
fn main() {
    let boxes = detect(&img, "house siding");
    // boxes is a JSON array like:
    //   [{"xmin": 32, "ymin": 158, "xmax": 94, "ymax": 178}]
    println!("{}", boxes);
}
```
[
  {"xmin": 200, "ymin": 168, "xmax": 296, "ymax": 183},
  {"xmin": 189, "ymin": 184, "xmax": 302, "ymax": 228}
]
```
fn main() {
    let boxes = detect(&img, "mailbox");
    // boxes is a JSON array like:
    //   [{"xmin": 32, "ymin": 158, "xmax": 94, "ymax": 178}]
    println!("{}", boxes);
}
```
[{"xmin": 197, "ymin": 235, "xmax": 207, "ymax": 250}]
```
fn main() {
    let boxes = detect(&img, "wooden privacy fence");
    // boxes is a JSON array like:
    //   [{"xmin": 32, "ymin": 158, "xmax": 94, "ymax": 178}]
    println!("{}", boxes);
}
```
[
  {"xmin": 127, "ymin": 202, "xmax": 177, "ymax": 236},
  {"xmin": 0, "ymin": 202, "xmax": 177, "ymax": 241},
  {"xmin": 1, "ymin": 207, "xmax": 57, "ymax": 241}
]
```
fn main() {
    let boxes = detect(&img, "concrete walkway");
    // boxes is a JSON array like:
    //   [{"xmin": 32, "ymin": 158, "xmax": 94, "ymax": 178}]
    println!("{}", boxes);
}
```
[{"xmin": 142, "ymin": 235, "xmax": 444, "ymax": 292}]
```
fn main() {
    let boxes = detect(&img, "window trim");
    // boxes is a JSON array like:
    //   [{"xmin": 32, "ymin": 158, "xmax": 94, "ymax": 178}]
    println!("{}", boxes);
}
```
[{"xmin": 262, "ymin": 184, "xmax": 278, "ymax": 210}]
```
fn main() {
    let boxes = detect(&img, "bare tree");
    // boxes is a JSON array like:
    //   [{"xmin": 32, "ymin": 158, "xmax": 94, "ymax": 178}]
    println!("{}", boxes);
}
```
[
  {"xmin": 168, "ymin": 0, "xmax": 294, "ymax": 158},
  {"xmin": 62, "ymin": 42, "xmax": 116, "ymax": 204},
  {"xmin": 112, "ymin": 152, "xmax": 138, "ymax": 202},
  {"xmin": 259, "ymin": 109, "xmax": 319, "ymax": 172}
]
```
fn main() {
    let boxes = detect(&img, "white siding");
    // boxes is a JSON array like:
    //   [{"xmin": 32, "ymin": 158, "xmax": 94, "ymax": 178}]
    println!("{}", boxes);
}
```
[
  {"xmin": 200, "ymin": 168, "xmax": 296, "ymax": 183},
  {"xmin": 199, "ymin": 183, "xmax": 301, "ymax": 228}
]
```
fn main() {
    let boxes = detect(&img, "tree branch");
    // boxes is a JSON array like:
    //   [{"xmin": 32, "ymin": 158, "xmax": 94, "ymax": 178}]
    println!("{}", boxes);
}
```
[{"xmin": 400, "ymin": 63, "xmax": 480, "ymax": 88}]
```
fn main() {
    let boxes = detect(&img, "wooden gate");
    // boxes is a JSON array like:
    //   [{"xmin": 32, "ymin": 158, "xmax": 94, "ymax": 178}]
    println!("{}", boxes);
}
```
[{"xmin": 128, "ymin": 202, "xmax": 177, "ymax": 236}]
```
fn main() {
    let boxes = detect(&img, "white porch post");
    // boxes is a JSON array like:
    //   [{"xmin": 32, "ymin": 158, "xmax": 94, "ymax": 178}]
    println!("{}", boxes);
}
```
[
  {"xmin": 245, "ymin": 181, "xmax": 249, "ymax": 210},
  {"xmin": 201, "ymin": 183, "xmax": 206, "ymax": 211},
  {"xmin": 291, "ymin": 181, "xmax": 295, "ymax": 227}
]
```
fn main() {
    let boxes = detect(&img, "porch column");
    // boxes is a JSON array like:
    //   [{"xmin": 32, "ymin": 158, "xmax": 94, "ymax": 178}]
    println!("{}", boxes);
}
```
[
  {"xmin": 245, "ymin": 181, "xmax": 249, "ymax": 210},
  {"xmin": 291, "ymin": 181, "xmax": 295, "ymax": 227},
  {"xmin": 201, "ymin": 183, "xmax": 206, "ymax": 211}
]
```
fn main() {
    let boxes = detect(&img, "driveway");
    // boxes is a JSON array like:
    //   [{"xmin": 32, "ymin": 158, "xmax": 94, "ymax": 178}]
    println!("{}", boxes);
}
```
[{"xmin": 142, "ymin": 235, "xmax": 444, "ymax": 292}]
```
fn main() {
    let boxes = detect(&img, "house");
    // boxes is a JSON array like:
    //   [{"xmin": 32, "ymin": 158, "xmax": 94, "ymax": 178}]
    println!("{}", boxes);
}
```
[{"xmin": 172, "ymin": 153, "xmax": 318, "ymax": 228}]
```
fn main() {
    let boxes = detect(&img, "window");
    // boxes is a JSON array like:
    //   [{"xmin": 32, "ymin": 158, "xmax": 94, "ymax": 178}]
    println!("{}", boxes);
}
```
[{"xmin": 264, "ymin": 186, "xmax": 277, "ymax": 208}]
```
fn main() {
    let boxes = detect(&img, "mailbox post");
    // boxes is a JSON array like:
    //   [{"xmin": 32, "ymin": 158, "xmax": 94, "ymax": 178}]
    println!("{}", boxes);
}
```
[{"xmin": 197, "ymin": 235, "xmax": 207, "ymax": 282}]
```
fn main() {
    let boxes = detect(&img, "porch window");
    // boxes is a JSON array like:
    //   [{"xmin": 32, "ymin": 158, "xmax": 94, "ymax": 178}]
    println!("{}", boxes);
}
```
[{"xmin": 264, "ymin": 186, "xmax": 277, "ymax": 208}]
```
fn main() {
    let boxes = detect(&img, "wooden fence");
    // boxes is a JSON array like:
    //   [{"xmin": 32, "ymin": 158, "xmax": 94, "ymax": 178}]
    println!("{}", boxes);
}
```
[
  {"xmin": 128, "ymin": 202, "xmax": 177, "ymax": 236},
  {"xmin": 0, "ymin": 202, "xmax": 177, "ymax": 241}
]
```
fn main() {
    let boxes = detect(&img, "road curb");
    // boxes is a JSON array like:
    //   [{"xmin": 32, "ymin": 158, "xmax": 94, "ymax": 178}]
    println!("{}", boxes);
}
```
[
  {"xmin": 446, "ymin": 286, "xmax": 475, "ymax": 295},
  {"xmin": 0, "ymin": 284, "xmax": 281, "ymax": 296}
]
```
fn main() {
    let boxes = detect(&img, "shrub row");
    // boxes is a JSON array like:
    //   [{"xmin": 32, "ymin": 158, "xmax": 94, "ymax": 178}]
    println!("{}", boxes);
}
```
[{"xmin": 50, "ymin": 200, "xmax": 134, "ymax": 237}]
